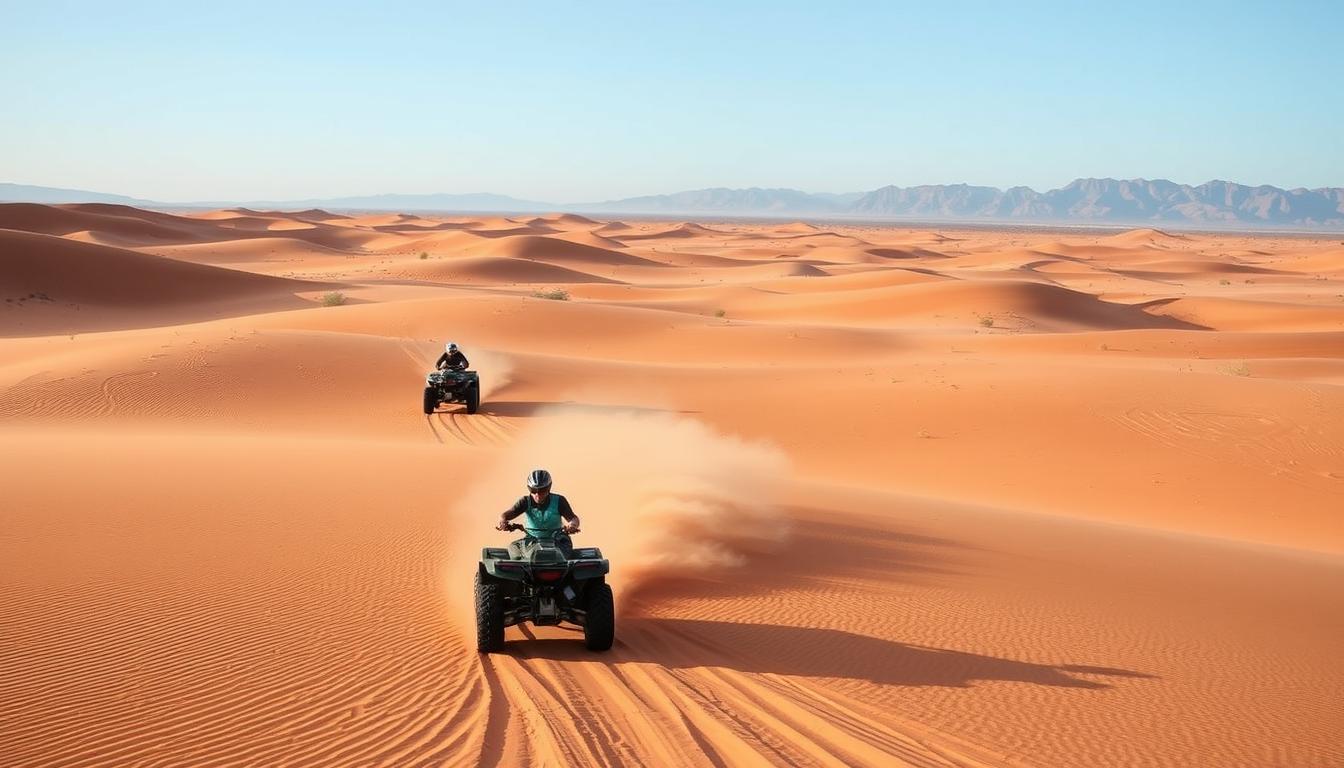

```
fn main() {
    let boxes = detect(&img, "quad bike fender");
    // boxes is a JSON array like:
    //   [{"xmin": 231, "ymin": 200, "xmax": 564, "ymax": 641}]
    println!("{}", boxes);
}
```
[
  {"xmin": 570, "ymin": 560, "xmax": 610, "ymax": 580},
  {"xmin": 480, "ymin": 560, "xmax": 529, "ymax": 583}
]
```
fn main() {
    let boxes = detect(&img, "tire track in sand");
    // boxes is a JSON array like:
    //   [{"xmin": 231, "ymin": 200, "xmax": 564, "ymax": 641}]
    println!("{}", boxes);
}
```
[
  {"xmin": 436, "ymin": 412, "xmax": 475, "ymax": 445},
  {"xmin": 475, "ymin": 631, "xmax": 994, "ymax": 768},
  {"xmin": 450, "ymin": 412, "xmax": 513, "ymax": 446},
  {"xmin": 423, "ymin": 414, "xmax": 445, "ymax": 444}
]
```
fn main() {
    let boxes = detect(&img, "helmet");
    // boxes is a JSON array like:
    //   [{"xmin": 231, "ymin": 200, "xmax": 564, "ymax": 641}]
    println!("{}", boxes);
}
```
[
  {"xmin": 445, "ymin": 342, "xmax": 458, "ymax": 354},
  {"xmin": 526, "ymin": 469, "xmax": 552, "ymax": 492}
]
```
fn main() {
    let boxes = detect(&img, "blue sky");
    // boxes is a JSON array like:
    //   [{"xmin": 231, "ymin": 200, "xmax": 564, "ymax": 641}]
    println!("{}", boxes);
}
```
[{"xmin": 3, "ymin": 1, "xmax": 1340, "ymax": 201}]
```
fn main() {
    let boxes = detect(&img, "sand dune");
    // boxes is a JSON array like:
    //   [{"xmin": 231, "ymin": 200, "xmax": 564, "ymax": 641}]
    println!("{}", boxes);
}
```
[
  {"xmin": 521, "ymin": 213, "xmax": 600, "ymax": 227},
  {"xmin": 1145, "ymin": 296, "xmax": 1344, "ymax": 331},
  {"xmin": 465, "ymin": 234, "xmax": 665, "ymax": 269},
  {"xmin": 1106, "ymin": 227, "xmax": 1188, "ymax": 246},
  {"xmin": 780, "ymin": 244, "xmax": 947, "ymax": 265},
  {"xmin": 396, "ymin": 255, "xmax": 620, "ymax": 285},
  {"xmin": 0, "ymin": 201, "xmax": 209, "ymax": 245},
  {"xmin": 141, "ymin": 235, "xmax": 357, "ymax": 265},
  {"xmin": 1, "ymin": 206, "xmax": 1341, "ymax": 767},
  {"xmin": 0, "ymin": 202, "xmax": 383, "ymax": 252},
  {"xmin": 546, "ymin": 229, "xmax": 630, "ymax": 250},
  {"xmin": 373, "ymin": 229, "xmax": 492, "ymax": 255},
  {"xmin": 0, "ymin": 229, "xmax": 326, "ymax": 334},
  {"xmin": 753, "ymin": 266, "xmax": 950, "ymax": 292},
  {"xmin": 1117, "ymin": 258, "xmax": 1286, "ymax": 275},
  {"xmin": 615, "ymin": 221, "xmax": 726, "ymax": 240},
  {"xmin": 733, "ymin": 278, "xmax": 1199, "ymax": 331}
]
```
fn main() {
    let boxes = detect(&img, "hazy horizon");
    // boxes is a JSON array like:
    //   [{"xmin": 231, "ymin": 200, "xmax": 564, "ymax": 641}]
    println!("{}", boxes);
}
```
[
  {"xmin": 8, "ymin": 175, "xmax": 1344, "ymax": 208},
  {"xmin": 4, "ymin": 1, "xmax": 1341, "ymax": 201}
]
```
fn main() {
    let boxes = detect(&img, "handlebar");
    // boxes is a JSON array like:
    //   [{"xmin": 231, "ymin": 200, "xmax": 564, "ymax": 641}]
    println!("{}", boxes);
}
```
[{"xmin": 499, "ymin": 523, "xmax": 579, "ymax": 534}]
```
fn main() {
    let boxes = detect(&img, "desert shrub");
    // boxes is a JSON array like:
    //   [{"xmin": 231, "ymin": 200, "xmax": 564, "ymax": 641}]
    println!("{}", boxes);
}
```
[
  {"xmin": 532, "ymin": 289, "xmax": 570, "ymax": 301},
  {"xmin": 714, "ymin": 308, "xmax": 726, "ymax": 318},
  {"xmin": 1224, "ymin": 361, "xmax": 1251, "ymax": 377},
  {"xmin": 321, "ymin": 291, "xmax": 347, "ymax": 307},
  {"xmin": 419, "ymin": 251, "xmax": 429, "ymax": 260},
  {"xmin": 978, "ymin": 315, "xmax": 994, "ymax": 328}
]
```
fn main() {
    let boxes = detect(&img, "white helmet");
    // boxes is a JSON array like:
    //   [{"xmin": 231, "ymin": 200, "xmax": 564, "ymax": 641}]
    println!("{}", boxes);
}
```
[{"xmin": 445, "ymin": 342, "xmax": 458, "ymax": 354}]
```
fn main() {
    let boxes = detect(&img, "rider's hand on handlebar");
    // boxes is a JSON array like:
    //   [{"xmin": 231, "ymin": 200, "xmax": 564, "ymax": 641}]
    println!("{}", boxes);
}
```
[
  {"xmin": 496, "ymin": 519, "xmax": 512, "ymax": 532},
  {"xmin": 563, "ymin": 521, "xmax": 580, "ymax": 534}
]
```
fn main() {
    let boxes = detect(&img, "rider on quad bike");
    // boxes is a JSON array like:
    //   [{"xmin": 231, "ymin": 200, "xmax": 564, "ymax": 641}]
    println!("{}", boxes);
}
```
[
  {"xmin": 436, "ymin": 342, "xmax": 469, "ymax": 372},
  {"xmin": 497, "ymin": 469, "xmax": 580, "ymax": 559},
  {"xmin": 475, "ymin": 468, "xmax": 612, "ymax": 652}
]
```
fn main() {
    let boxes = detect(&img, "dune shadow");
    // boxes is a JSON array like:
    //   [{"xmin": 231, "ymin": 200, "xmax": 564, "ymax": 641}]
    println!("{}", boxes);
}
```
[
  {"xmin": 469, "ymin": 226, "xmax": 561, "ymax": 238},
  {"xmin": 503, "ymin": 618, "xmax": 1153, "ymax": 690}
]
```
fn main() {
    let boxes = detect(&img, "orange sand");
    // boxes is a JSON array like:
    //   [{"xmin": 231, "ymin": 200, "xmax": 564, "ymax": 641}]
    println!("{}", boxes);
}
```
[{"xmin": 2, "ymin": 204, "xmax": 1341, "ymax": 766}]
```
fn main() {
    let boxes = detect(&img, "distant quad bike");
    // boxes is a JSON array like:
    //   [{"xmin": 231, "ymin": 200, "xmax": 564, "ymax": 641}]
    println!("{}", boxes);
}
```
[
  {"xmin": 474, "ymin": 523, "xmax": 614, "ymax": 653},
  {"xmin": 424, "ymin": 369, "xmax": 480, "ymax": 414}
]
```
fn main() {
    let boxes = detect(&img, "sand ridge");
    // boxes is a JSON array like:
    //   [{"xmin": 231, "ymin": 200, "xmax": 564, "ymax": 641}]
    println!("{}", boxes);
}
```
[{"xmin": 2, "ymin": 202, "xmax": 1342, "ymax": 767}]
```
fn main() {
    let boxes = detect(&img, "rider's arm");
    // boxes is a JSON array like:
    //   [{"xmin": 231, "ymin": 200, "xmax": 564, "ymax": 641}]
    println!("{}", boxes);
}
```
[
  {"xmin": 457, "ymin": 353, "xmax": 470, "ymax": 370},
  {"xmin": 559, "ymin": 496, "xmax": 580, "ymax": 531},
  {"xmin": 498, "ymin": 497, "xmax": 527, "ymax": 529},
  {"xmin": 435, "ymin": 352, "xmax": 449, "ymax": 369}
]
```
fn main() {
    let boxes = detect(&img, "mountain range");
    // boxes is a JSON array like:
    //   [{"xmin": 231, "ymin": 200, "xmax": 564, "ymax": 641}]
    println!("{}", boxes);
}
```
[{"xmin": 4, "ymin": 179, "xmax": 1342, "ymax": 228}]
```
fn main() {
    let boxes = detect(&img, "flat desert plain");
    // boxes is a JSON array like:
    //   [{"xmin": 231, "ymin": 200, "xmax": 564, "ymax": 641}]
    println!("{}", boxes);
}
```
[{"xmin": 2, "ymin": 203, "xmax": 1342, "ymax": 767}]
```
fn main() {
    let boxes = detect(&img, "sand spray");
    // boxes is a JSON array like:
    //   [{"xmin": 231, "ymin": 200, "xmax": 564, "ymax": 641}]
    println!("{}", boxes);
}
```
[{"xmin": 445, "ymin": 407, "xmax": 789, "ymax": 635}]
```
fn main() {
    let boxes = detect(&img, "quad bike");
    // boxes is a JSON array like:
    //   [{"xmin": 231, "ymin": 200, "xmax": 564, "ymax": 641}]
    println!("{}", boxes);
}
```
[
  {"xmin": 424, "ymin": 369, "xmax": 480, "ymax": 414},
  {"xmin": 474, "ymin": 523, "xmax": 614, "ymax": 653}
]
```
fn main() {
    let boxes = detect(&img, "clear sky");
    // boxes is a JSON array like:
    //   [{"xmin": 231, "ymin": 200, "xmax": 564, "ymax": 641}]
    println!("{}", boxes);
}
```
[{"xmin": 3, "ymin": 1, "xmax": 1340, "ymax": 202}]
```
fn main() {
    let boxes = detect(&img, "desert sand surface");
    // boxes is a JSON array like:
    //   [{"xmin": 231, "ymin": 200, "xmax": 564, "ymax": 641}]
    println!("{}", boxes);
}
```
[{"xmin": 2, "ymin": 203, "xmax": 1342, "ymax": 767}]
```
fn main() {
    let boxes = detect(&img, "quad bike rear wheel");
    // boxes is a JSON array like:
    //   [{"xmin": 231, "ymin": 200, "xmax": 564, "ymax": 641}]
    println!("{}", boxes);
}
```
[
  {"xmin": 475, "ymin": 571, "xmax": 505, "ymax": 652},
  {"xmin": 466, "ymin": 385, "xmax": 480, "ymax": 414},
  {"xmin": 584, "ymin": 582, "xmax": 614, "ymax": 651}
]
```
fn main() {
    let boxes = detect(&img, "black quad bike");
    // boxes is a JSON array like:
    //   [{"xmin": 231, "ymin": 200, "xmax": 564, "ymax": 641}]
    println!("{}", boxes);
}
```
[
  {"xmin": 424, "ymin": 369, "xmax": 480, "ymax": 414},
  {"xmin": 474, "ymin": 523, "xmax": 614, "ymax": 653}
]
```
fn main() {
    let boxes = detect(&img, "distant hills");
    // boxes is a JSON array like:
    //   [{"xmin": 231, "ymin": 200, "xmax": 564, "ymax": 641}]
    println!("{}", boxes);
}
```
[
  {"xmin": 569, "ymin": 187, "xmax": 864, "ymax": 215},
  {"xmin": 4, "ymin": 179, "xmax": 1342, "ymax": 228},
  {"xmin": 0, "ymin": 183, "xmax": 157, "ymax": 207},
  {"xmin": 848, "ymin": 179, "xmax": 1344, "ymax": 227}
]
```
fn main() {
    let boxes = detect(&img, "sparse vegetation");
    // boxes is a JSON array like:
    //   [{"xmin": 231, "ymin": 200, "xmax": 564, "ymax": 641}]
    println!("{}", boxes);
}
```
[
  {"xmin": 1219, "ymin": 279, "xmax": 1231, "ymax": 286},
  {"xmin": 532, "ymin": 288, "xmax": 570, "ymax": 301},
  {"xmin": 8, "ymin": 292, "xmax": 54, "ymax": 304},
  {"xmin": 978, "ymin": 315, "xmax": 995, "ymax": 328},
  {"xmin": 419, "ymin": 251, "xmax": 429, "ymax": 260},
  {"xmin": 714, "ymin": 308, "xmax": 726, "ymax": 318},
  {"xmin": 1223, "ymin": 361, "xmax": 1252, "ymax": 377},
  {"xmin": 321, "ymin": 291, "xmax": 347, "ymax": 307}
]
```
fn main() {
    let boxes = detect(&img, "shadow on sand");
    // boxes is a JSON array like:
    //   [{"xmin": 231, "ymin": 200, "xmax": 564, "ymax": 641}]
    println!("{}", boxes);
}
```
[{"xmin": 505, "ymin": 619, "xmax": 1153, "ymax": 690}]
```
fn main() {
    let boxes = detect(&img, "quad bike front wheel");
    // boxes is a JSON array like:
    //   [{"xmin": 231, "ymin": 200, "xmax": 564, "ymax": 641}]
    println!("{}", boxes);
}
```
[
  {"xmin": 584, "ymin": 582, "xmax": 615, "ymax": 651},
  {"xmin": 422, "ymin": 387, "xmax": 438, "ymax": 415},
  {"xmin": 474, "ymin": 571, "xmax": 505, "ymax": 652},
  {"xmin": 466, "ymin": 385, "xmax": 480, "ymax": 414}
]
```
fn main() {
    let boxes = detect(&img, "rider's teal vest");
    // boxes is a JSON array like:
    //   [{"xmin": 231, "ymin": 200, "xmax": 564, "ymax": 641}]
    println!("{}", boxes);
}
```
[{"xmin": 524, "ymin": 494, "xmax": 562, "ymax": 539}]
